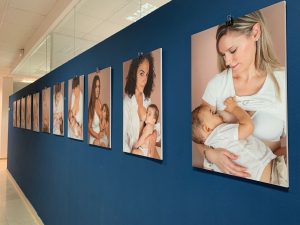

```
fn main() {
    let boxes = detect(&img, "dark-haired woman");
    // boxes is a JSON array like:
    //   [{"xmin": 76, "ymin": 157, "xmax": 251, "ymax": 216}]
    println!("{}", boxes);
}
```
[
  {"xmin": 88, "ymin": 74, "xmax": 103, "ymax": 145},
  {"xmin": 123, "ymin": 53, "xmax": 160, "ymax": 158}
]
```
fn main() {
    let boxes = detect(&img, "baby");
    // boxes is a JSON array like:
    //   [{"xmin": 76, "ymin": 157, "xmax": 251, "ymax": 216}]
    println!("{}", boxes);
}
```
[
  {"xmin": 68, "ymin": 110, "xmax": 81, "ymax": 137},
  {"xmin": 192, "ymin": 97, "xmax": 276, "ymax": 183},
  {"xmin": 133, "ymin": 104, "xmax": 159, "ymax": 157},
  {"xmin": 99, "ymin": 104, "xmax": 110, "ymax": 147}
]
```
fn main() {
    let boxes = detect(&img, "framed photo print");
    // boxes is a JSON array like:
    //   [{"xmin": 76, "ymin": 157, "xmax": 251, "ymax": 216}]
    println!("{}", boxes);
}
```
[
  {"xmin": 53, "ymin": 82, "xmax": 64, "ymax": 136},
  {"xmin": 33, "ymin": 92, "xmax": 40, "ymax": 132},
  {"xmin": 191, "ymin": 2, "xmax": 287, "ymax": 187},
  {"xmin": 123, "ymin": 48, "xmax": 163, "ymax": 160},
  {"xmin": 42, "ymin": 87, "xmax": 51, "ymax": 133},
  {"xmin": 68, "ymin": 75, "xmax": 84, "ymax": 140},
  {"xmin": 88, "ymin": 67, "xmax": 111, "ymax": 148}
]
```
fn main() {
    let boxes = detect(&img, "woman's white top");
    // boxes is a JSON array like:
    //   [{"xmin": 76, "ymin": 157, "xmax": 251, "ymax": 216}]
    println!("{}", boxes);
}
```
[
  {"xmin": 202, "ymin": 69, "xmax": 287, "ymax": 142},
  {"xmin": 89, "ymin": 110, "xmax": 100, "ymax": 144},
  {"xmin": 123, "ymin": 94, "xmax": 161, "ymax": 153}
]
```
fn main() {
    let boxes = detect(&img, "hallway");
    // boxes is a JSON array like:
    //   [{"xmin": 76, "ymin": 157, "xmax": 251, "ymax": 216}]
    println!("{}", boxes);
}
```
[{"xmin": 0, "ymin": 159, "xmax": 41, "ymax": 225}]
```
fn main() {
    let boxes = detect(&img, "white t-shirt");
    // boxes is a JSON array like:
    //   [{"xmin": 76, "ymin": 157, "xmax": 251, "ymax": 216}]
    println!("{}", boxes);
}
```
[
  {"xmin": 202, "ymin": 69, "xmax": 287, "ymax": 141},
  {"xmin": 204, "ymin": 123, "xmax": 276, "ymax": 181}
]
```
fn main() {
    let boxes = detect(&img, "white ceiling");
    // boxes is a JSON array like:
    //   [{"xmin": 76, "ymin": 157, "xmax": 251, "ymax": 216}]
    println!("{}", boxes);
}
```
[
  {"xmin": 0, "ymin": 0, "xmax": 170, "ymax": 86},
  {"xmin": 0, "ymin": 0, "xmax": 57, "ymax": 77}
]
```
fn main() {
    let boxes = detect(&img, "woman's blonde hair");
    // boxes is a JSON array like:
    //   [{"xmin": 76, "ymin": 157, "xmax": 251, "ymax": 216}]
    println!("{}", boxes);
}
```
[{"xmin": 216, "ymin": 11, "xmax": 282, "ymax": 97}]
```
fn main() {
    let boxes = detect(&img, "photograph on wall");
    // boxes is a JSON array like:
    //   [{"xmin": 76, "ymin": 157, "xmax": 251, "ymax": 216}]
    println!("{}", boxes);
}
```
[
  {"xmin": 53, "ymin": 82, "xmax": 64, "ymax": 136},
  {"xmin": 26, "ymin": 95, "xmax": 32, "ymax": 130},
  {"xmin": 88, "ymin": 67, "xmax": 111, "ymax": 148},
  {"xmin": 123, "ymin": 48, "xmax": 163, "ymax": 160},
  {"xmin": 68, "ymin": 75, "xmax": 84, "ymax": 140},
  {"xmin": 33, "ymin": 92, "xmax": 40, "ymax": 132},
  {"xmin": 21, "ymin": 97, "xmax": 25, "ymax": 129},
  {"xmin": 13, "ymin": 101, "xmax": 16, "ymax": 127},
  {"xmin": 191, "ymin": 2, "xmax": 288, "ymax": 187},
  {"xmin": 42, "ymin": 87, "xmax": 51, "ymax": 133},
  {"xmin": 16, "ymin": 99, "xmax": 20, "ymax": 128}
]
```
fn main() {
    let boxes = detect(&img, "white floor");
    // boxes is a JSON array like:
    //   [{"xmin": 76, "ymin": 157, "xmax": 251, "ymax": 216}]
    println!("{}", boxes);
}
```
[{"xmin": 0, "ymin": 159, "xmax": 40, "ymax": 225}]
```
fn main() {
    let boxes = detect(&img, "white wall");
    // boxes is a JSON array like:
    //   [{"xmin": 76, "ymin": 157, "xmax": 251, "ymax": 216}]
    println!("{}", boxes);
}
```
[{"xmin": 0, "ymin": 77, "xmax": 13, "ymax": 158}]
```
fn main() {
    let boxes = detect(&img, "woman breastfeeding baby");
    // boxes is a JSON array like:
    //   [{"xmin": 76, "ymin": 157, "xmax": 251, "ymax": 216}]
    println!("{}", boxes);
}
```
[{"xmin": 194, "ymin": 11, "xmax": 287, "ymax": 186}]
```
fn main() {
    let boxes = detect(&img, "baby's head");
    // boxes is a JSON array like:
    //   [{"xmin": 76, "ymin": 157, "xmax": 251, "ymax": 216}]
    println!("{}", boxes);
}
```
[
  {"xmin": 145, "ymin": 104, "xmax": 159, "ymax": 125},
  {"xmin": 101, "ymin": 103, "xmax": 109, "ymax": 122},
  {"xmin": 192, "ymin": 104, "xmax": 223, "ymax": 144}
]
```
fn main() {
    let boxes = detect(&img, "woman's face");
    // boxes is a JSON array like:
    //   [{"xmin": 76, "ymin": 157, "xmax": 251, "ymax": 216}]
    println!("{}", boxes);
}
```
[
  {"xmin": 218, "ymin": 31, "xmax": 257, "ymax": 74},
  {"xmin": 136, "ymin": 59, "xmax": 149, "ymax": 93},
  {"xmin": 95, "ymin": 80, "xmax": 100, "ymax": 99}
]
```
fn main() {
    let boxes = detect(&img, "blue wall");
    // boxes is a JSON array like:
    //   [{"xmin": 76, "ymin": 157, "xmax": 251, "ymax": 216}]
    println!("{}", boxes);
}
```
[{"xmin": 8, "ymin": 0, "xmax": 300, "ymax": 225}]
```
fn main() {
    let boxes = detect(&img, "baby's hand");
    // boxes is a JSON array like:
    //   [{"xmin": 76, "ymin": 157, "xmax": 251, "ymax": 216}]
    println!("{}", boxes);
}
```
[{"xmin": 224, "ymin": 97, "xmax": 237, "ymax": 113}]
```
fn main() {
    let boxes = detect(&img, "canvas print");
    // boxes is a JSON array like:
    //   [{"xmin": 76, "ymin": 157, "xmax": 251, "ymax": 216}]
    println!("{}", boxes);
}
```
[
  {"xmin": 88, "ymin": 68, "xmax": 111, "ymax": 148},
  {"xmin": 53, "ymin": 82, "xmax": 64, "ymax": 136},
  {"xmin": 26, "ymin": 95, "xmax": 31, "ymax": 130},
  {"xmin": 42, "ymin": 87, "xmax": 51, "ymax": 133},
  {"xmin": 123, "ymin": 48, "xmax": 163, "ymax": 160},
  {"xmin": 21, "ymin": 97, "xmax": 25, "ymax": 129},
  {"xmin": 13, "ymin": 101, "xmax": 16, "ymax": 127},
  {"xmin": 33, "ymin": 92, "xmax": 40, "ymax": 132},
  {"xmin": 191, "ymin": 2, "xmax": 288, "ymax": 187},
  {"xmin": 68, "ymin": 75, "xmax": 84, "ymax": 140},
  {"xmin": 17, "ymin": 100, "xmax": 20, "ymax": 128}
]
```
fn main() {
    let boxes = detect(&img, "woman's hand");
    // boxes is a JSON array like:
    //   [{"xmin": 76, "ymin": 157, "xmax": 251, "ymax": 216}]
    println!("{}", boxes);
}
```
[{"xmin": 206, "ymin": 148, "xmax": 250, "ymax": 177}]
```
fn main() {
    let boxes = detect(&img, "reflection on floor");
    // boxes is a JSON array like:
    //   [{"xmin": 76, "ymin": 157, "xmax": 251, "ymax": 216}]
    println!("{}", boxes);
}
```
[{"xmin": 0, "ymin": 159, "xmax": 42, "ymax": 225}]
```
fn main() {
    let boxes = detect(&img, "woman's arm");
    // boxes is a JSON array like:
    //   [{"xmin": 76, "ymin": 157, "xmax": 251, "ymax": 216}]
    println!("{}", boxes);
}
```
[{"xmin": 199, "ymin": 144, "xmax": 250, "ymax": 177}]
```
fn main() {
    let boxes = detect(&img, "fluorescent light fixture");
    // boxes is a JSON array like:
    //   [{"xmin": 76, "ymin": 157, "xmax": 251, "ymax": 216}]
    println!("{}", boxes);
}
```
[
  {"xmin": 126, "ymin": 3, "xmax": 157, "ymax": 22},
  {"xmin": 21, "ymin": 79, "xmax": 36, "ymax": 84}
]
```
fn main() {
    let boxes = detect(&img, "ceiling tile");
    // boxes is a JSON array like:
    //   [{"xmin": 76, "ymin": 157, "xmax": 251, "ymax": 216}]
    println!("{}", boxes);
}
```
[
  {"xmin": 76, "ymin": 0, "xmax": 129, "ymax": 20},
  {"xmin": 4, "ymin": 7, "xmax": 45, "ymax": 29},
  {"xmin": 9, "ymin": 0, "xmax": 57, "ymax": 16}
]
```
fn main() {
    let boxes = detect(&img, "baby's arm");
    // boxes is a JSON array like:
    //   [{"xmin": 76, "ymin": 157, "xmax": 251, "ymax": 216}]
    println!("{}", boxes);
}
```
[{"xmin": 224, "ymin": 97, "xmax": 254, "ymax": 139}]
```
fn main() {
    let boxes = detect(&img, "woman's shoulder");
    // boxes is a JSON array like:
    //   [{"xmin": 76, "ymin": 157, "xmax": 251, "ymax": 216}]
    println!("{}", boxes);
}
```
[
  {"xmin": 273, "ymin": 68, "xmax": 286, "ymax": 78},
  {"xmin": 272, "ymin": 68, "xmax": 286, "ymax": 85},
  {"xmin": 123, "ymin": 94, "xmax": 136, "ymax": 106}
]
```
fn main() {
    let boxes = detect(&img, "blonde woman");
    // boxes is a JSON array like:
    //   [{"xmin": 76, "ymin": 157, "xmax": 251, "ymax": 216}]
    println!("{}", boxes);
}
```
[{"xmin": 195, "ymin": 11, "xmax": 287, "ymax": 185}]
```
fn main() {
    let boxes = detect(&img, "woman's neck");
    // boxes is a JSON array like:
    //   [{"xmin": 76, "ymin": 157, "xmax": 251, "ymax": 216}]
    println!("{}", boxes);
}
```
[{"xmin": 233, "ymin": 66, "xmax": 263, "ymax": 81}]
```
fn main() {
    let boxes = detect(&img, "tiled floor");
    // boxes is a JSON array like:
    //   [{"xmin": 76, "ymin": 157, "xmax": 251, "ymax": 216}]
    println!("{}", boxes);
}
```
[{"xmin": 0, "ymin": 159, "xmax": 40, "ymax": 225}]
